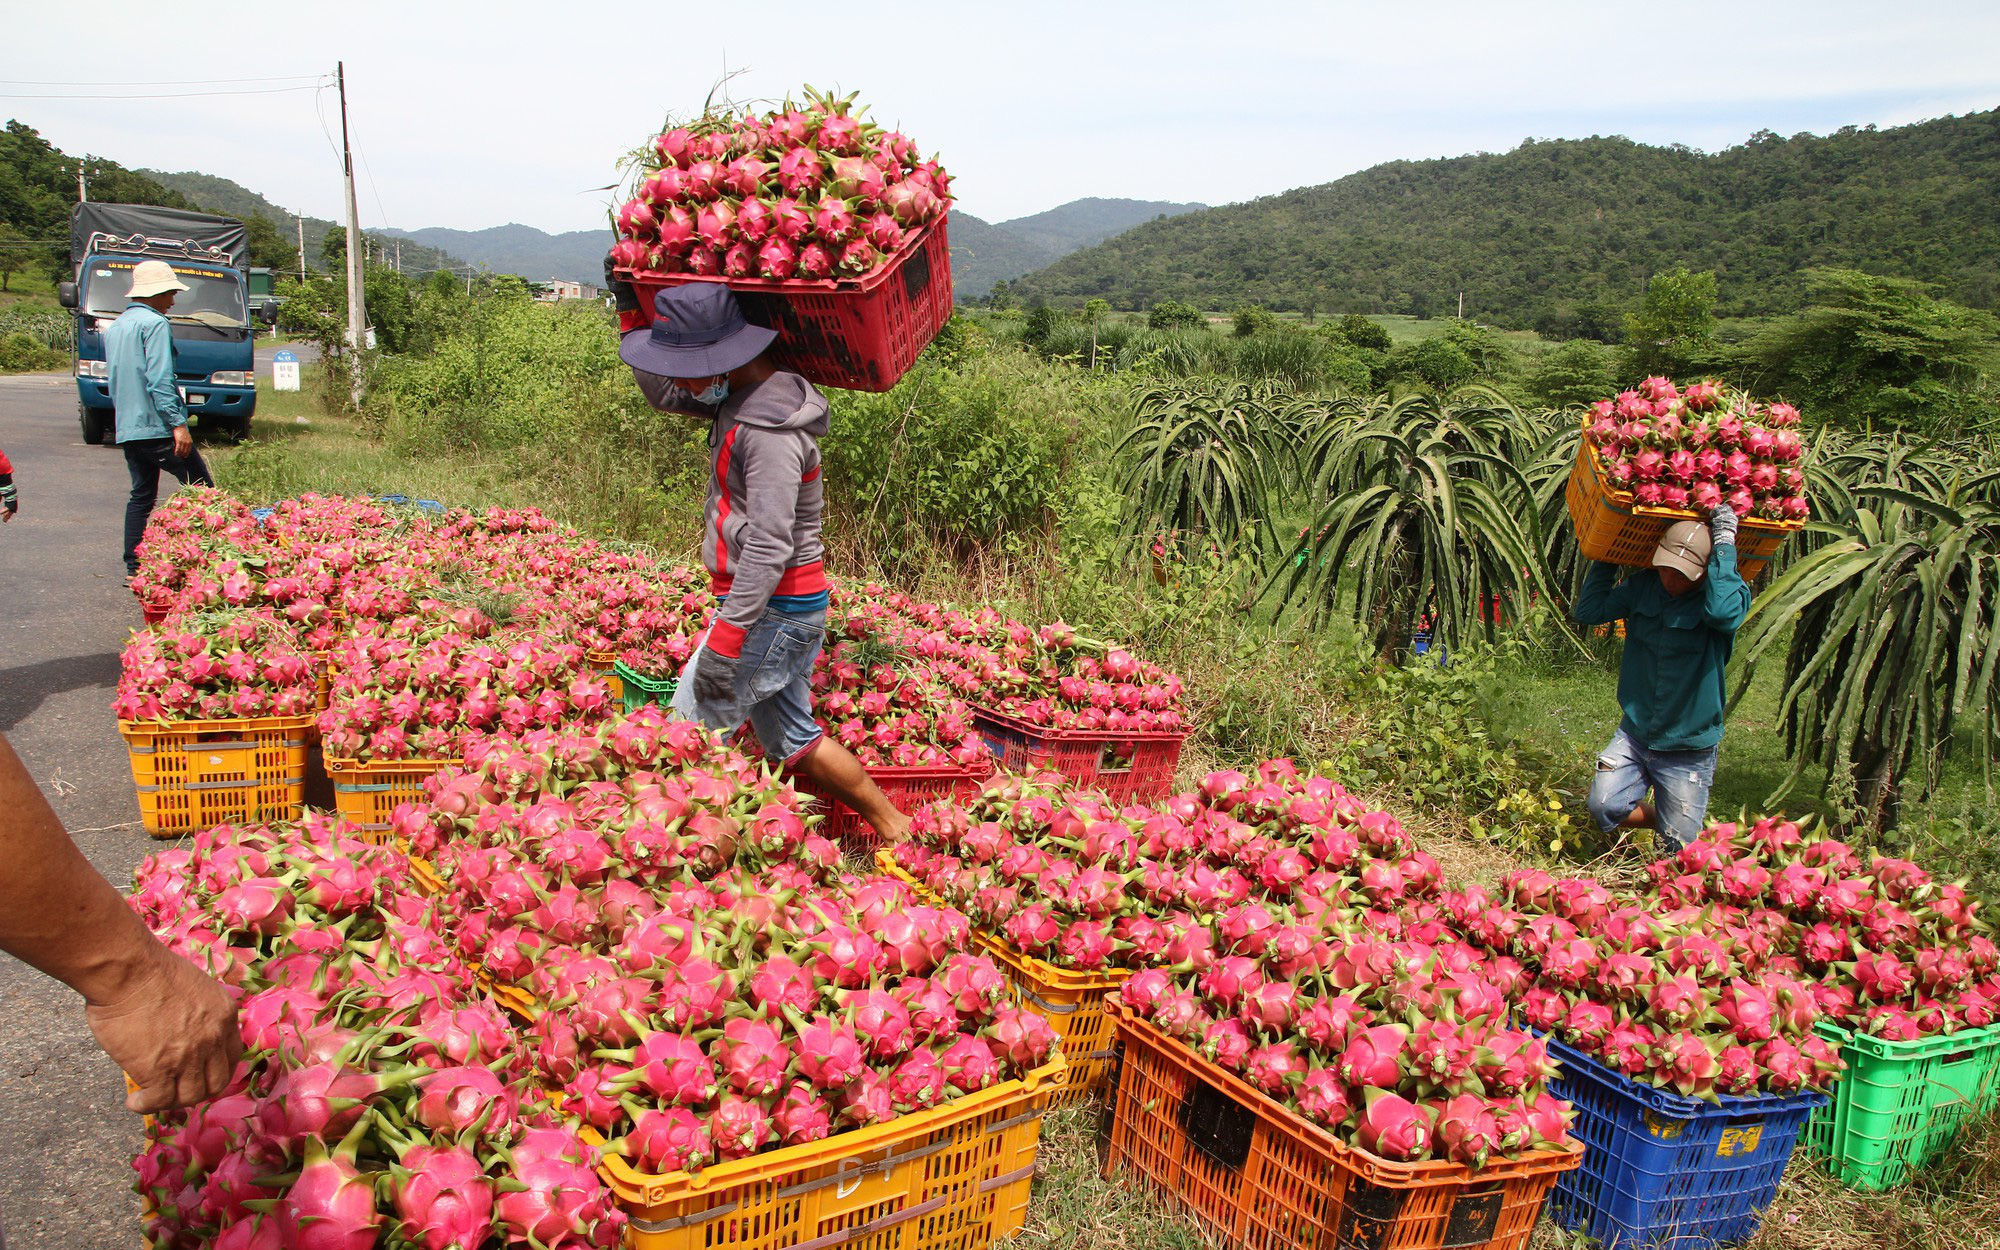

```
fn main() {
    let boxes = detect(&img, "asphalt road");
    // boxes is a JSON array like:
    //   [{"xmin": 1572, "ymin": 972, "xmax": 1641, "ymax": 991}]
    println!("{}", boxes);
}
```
[{"xmin": 0, "ymin": 338, "xmax": 318, "ymax": 1249}]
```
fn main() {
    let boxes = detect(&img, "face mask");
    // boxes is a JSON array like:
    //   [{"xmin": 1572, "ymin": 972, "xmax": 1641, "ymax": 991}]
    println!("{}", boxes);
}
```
[{"xmin": 694, "ymin": 378, "xmax": 731, "ymax": 406}]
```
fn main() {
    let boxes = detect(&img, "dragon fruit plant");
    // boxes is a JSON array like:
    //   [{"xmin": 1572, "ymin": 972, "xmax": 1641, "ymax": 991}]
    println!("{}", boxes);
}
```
[
  {"xmin": 318, "ymin": 616, "xmax": 613, "ymax": 762},
  {"xmin": 1444, "ymin": 863, "xmax": 1847, "ymax": 1100},
  {"xmin": 1646, "ymin": 818, "xmax": 1998, "ymax": 1042},
  {"xmin": 113, "ymin": 609, "xmax": 320, "ymax": 723},
  {"xmin": 127, "ymin": 817, "xmax": 627, "ymax": 1250},
  {"xmin": 893, "ymin": 760, "xmax": 1440, "ymax": 974},
  {"xmin": 612, "ymin": 87, "xmax": 953, "ymax": 283},
  {"xmin": 1585, "ymin": 376, "xmax": 1810, "ymax": 523}
]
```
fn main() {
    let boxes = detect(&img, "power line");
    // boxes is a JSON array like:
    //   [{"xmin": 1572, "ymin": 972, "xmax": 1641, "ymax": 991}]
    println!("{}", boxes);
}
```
[
  {"xmin": 0, "ymin": 75, "xmax": 322, "ymax": 87},
  {"xmin": 0, "ymin": 83, "xmax": 324, "ymax": 100}
]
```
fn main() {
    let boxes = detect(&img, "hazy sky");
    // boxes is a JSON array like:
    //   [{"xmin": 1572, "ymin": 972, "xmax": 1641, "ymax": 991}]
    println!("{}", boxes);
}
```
[{"xmin": 6, "ymin": 1, "xmax": 1997, "ymax": 239}]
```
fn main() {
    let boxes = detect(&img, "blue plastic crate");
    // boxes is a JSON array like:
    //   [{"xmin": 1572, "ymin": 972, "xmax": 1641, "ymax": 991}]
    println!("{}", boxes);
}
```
[{"xmin": 1544, "ymin": 1035, "xmax": 1826, "ymax": 1250}]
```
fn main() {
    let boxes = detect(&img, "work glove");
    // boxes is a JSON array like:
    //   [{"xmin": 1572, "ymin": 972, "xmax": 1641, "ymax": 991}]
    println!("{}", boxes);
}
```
[
  {"xmin": 603, "ymin": 250, "xmax": 641, "ymax": 315},
  {"xmin": 1707, "ymin": 503, "xmax": 1739, "ymax": 548},
  {"xmin": 0, "ymin": 473, "xmax": 15, "ymax": 520},
  {"xmin": 692, "ymin": 648, "xmax": 739, "ymax": 709}
]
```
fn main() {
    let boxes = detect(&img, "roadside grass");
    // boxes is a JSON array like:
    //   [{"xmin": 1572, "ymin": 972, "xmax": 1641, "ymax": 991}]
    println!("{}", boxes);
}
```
[{"xmin": 221, "ymin": 374, "xmax": 2000, "ymax": 1250}]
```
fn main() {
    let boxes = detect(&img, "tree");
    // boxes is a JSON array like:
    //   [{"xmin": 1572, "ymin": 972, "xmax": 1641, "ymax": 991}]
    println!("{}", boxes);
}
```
[
  {"xmin": 1622, "ymin": 265, "xmax": 1717, "ymax": 378},
  {"xmin": 242, "ymin": 213, "xmax": 296, "ymax": 274},
  {"xmin": 1081, "ymin": 297, "xmax": 1110, "ymax": 326},
  {"xmin": 1232, "ymin": 304, "xmax": 1278, "ymax": 337},
  {"xmin": 320, "ymin": 226, "xmax": 346, "ymax": 270},
  {"xmin": 1526, "ymin": 340, "xmax": 1617, "ymax": 409},
  {"xmin": 1395, "ymin": 338, "xmax": 1477, "ymax": 392},
  {"xmin": 1335, "ymin": 314, "xmax": 1391, "ymax": 351},
  {"xmin": 986, "ymin": 281, "xmax": 1014, "ymax": 311},
  {"xmin": 1147, "ymin": 299, "xmax": 1204, "ymax": 331},
  {"xmin": 0, "ymin": 222, "xmax": 39, "ymax": 291},
  {"xmin": 1743, "ymin": 268, "xmax": 2000, "ymax": 432}
]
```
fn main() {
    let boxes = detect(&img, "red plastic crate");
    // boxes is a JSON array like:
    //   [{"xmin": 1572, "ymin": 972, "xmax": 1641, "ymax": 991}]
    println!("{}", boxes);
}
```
[
  {"xmin": 800, "ymin": 762, "xmax": 990, "ymax": 862},
  {"xmin": 618, "ymin": 222, "xmax": 953, "ymax": 393},
  {"xmin": 971, "ymin": 707, "xmax": 1185, "ymax": 803}
]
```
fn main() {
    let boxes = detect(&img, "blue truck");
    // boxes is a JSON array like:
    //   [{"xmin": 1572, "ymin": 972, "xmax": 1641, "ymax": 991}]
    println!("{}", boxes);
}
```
[{"xmin": 59, "ymin": 203, "xmax": 273, "ymax": 445}]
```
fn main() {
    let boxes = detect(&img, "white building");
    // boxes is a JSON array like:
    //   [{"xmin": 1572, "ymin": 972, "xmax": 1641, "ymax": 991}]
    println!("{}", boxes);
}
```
[{"xmin": 533, "ymin": 278, "xmax": 600, "ymax": 302}]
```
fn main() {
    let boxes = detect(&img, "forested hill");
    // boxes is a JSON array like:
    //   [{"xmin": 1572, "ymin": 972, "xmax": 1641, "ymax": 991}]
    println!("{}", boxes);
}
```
[{"xmin": 1002, "ymin": 111, "xmax": 2000, "ymax": 327}]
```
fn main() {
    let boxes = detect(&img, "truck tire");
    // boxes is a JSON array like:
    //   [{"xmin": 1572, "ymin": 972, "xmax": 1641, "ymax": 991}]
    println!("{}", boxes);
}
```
[
  {"xmin": 79, "ymin": 406, "xmax": 111, "ymax": 446},
  {"xmin": 231, "ymin": 413, "xmax": 253, "ymax": 443}
]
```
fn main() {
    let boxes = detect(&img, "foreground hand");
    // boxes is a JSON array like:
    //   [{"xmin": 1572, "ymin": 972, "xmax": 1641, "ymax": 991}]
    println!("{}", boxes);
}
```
[
  {"xmin": 171, "ymin": 426, "xmax": 193, "ymax": 459},
  {"xmin": 87, "ymin": 943, "xmax": 242, "ymax": 1114},
  {"xmin": 1, "ymin": 482, "xmax": 15, "ymax": 520},
  {"xmin": 1706, "ymin": 503, "xmax": 1739, "ymax": 547},
  {"xmin": 692, "ymin": 650, "xmax": 739, "ymax": 709}
]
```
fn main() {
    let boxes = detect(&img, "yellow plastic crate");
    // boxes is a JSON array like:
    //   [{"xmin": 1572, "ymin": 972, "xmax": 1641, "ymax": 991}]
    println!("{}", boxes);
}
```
[
  {"xmin": 598, "ymin": 1054, "xmax": 1065, "ymax": 1250},
  {"xmin": 587, "ymin": 649, "xmax": 625, "ymax": 704},
  {"xmin": 880, "ymin": 853, "xmax": 1128, "ymax": 1103},
  {"xmin": 325, "ymin": 755, "xmax": 457, "ymax": 837},
  {"xmin": 120, "ymin": 714, "xmax": 314, "ymax": 838},
  {"xmin": 1564, "ymin": 424, "xmax": 1800, "ymax": 582}
]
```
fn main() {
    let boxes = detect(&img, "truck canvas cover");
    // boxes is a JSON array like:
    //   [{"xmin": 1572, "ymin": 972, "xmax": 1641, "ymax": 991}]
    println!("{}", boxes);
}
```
[{"xmin": 70, "ymin": 203, "xmax": 249, "ymax": 271}]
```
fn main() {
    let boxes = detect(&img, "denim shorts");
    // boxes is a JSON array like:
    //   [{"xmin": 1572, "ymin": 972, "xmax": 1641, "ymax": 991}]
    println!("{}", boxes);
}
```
[
  {"xmin": 672, "ymin": 607, "xmax": 826, "ymax": 765},
  {"xmin": 1587, "ymin": 727, "xmax": 1719, "ymax": 850}
]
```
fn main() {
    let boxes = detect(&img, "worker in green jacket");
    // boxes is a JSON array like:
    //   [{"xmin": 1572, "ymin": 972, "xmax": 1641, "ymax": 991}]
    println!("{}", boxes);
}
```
[{"xmin": 1573, "ymin": 506, "xmax": 1749, "ymax": 851}]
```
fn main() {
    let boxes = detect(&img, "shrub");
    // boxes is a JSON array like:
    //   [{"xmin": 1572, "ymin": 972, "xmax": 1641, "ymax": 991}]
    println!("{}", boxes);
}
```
[
  {"xmin": 0, "ymin": 330, "xmax": 63, "ymax": 373},
  {"xmin": 1147, "ymin": 299, "xmax": 1205, "ymax": 332},
  {"xmin": 1526, "ymin": 340, "xmax": 1618, "ymax": 409},
  {"xmin": 1333, "ymin": 313, "xmax": 1391, "ymax": 351}
]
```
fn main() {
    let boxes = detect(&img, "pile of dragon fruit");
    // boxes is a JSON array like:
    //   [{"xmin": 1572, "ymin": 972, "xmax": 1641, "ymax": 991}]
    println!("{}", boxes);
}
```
[
  {"xmin": 318, "ymin": 612, "xmax": 614, "ymax": 763},
  {"xmin": 392, "ymin": 704, "xmax": 1054, "ymax": 1164},
  {"xmin": 1586, "ymin": 377, "xmax": 1810, "ymax": 522},
  {"xmin": 129, "ymin": 815, "xmax": 628, "ymax": 1250},
  {"xmin": 895, "ymin": 761, "xmax": 1569, "ymax": 1166},
  {"xmin": 611, "ymin": 88, "xmax": 952, "ymax": 283},
  {"xmin": 850, "ymin": 586, "xmax": 1190, "ymax": 734},
  {"xmin": 809, "ymin": 599, "xmax": 993, "ymax": 770},
  {"xmin": 113, "ymin": 609, "xmax": 320, "ymax": 723}
]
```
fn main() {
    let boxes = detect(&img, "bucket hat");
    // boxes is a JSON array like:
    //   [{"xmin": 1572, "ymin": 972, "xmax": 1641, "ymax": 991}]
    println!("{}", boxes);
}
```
[
  {"xmin": 618, "ymin": 283, "xmax": 777, "ymax": 378},
  {"xmin": 128, "ymin": 260, "xmax": 191, "ymax": 299},
  {"xmin": 1653, "ymin": 520, "xmax": 1712, "ymax": 581}
]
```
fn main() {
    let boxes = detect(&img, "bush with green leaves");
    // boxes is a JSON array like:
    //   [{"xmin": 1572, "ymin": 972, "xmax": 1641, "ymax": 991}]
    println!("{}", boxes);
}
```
[
  {"xmin": 0, "ymin": 330, "xmax": 64, "ymax": 373},
  {"xmin": 1330, "ymin": 313, "xmax": 1392, "ymax": 352},
  {"xmin": 1147, "ymin": 299, "xmax": 1206, "ymax": 332},
  {"xmin": 1392, "ymin": 336, "xmax": 1478, "ymax": 392},
  {"xmin": 1232, "ymin": 304, "xmax": 1280, "ymax": 337},
  {"xmin": 1527, "ymin": 339, "xmax": 1619, "ymax": 408}
]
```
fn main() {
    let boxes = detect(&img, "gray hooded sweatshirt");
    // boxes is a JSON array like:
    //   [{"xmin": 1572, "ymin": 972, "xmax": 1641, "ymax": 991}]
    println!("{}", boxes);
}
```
[{"xmin": 633, "ymin": 368, "xmax": 829, "ymax": 659}]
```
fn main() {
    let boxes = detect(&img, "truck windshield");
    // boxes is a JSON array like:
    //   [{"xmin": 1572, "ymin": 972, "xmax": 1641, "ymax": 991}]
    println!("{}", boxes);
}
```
[{"xmin": 81, "ymin": 261, "xmax": 248, "ymax": 328}]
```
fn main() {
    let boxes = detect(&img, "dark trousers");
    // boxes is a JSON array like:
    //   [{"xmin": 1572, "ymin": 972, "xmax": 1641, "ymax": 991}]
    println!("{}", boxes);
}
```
[{"xmin": 123, "ymin": 437, "xmax": 214, "ymax": 573}]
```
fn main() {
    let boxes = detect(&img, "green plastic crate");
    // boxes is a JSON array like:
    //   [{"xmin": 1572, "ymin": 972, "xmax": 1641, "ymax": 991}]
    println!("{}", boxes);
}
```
[
  {"xmin": 613, "ymin": 659, "xmax": 678, "ymax": 713},
  {"xmin": 1803, "ymin": 1019, "xmax": 2000, "ymax": 1190}
]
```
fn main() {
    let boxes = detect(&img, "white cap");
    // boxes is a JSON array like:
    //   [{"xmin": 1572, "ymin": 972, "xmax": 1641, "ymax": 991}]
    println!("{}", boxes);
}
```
[
  {"xmin": 1653, "ymin": 520, "xmax": 1712, "ymax": 581},
  {"xmin": 128, "ymin": 260, "xmax": 191, "ymax": 299}
]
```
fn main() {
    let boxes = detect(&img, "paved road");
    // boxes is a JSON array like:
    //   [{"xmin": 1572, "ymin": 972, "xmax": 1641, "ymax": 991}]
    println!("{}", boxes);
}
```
[{"xmin": 0, "ymin": 349, "xmax": 315, "ymax": 1248}]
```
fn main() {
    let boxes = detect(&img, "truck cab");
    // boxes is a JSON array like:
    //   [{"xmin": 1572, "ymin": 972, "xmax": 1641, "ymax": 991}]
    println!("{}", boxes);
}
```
[{"xmin": 59, "ymin": 204, "xmax": 269, "ymax": 445}]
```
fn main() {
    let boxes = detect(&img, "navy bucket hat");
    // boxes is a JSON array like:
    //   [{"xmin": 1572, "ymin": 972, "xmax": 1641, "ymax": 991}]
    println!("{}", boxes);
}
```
[{"xmin": 618, "ymin": 283, "xmax": 778, "ymax": 378}]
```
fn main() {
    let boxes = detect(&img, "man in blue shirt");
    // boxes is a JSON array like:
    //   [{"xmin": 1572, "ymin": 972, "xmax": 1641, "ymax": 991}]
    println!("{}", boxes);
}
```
[
  {"xmin": 106, "ymin": 259, "xmax": 215, "ymax": 579},
  {"xmin": 1573, "ymin": 507, "xmax": 1750, "ymax": 851}
]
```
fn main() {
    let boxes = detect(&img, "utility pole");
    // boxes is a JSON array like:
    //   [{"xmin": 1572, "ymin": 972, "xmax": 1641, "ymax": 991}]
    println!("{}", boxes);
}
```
[
  {"xmin": 296, "ymin": 216, "xmax": 306, "ymax": 281},
  {"xmin": 338, "ymin": 61, "xmax": 366, "ymax": 407},
  {"xmin": 394, "ymin": 239, "xmax": 401, "ymax": 273},
  {"xmin": 1457, "ymin": 289, "xmax": 1464, "ymax": 320}
]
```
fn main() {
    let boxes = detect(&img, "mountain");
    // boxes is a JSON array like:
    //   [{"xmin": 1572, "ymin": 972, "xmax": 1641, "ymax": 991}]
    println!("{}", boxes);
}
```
[
  {"xmin": 381, "ymin": 223, "xmax": 609, "ymax": 287},
  {"xmin": 948, "ymin": 198, "xmax": 1205, "ymax": 300},
  {"xmin": 1002, "ymin": 111, "xmax": 2000, "ymax": 327},
  {"xmin": 141, "ymin": 170, "xmax": 467, "ymax": 278}
]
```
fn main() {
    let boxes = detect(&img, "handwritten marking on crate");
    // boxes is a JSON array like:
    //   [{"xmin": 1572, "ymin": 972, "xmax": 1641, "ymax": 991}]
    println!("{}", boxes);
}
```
[
  {"xmin": 1716, "ymin": 1125, "xmax": 1764, "ymax": 1157},
  {"xmin": 1644, "ymin": 1113, "xmax": 1687, "ymax": 1140}
]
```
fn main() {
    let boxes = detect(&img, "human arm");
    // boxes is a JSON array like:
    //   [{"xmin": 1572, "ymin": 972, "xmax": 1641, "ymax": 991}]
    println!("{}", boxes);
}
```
[
  {"xmin": 628, "ymin": 357, "xmax": 719, "ymax": 419},
  {"xmin": 705, "ymin": 429, "xmax": 807, "ymax": 660},
  {"xmin": 1702, "ymin": 505, "xmax": 1751, "ymax": 631},
  {"xmin": 0, "ymin": 444, "xmax": 15, "ymax": 520},
  {"xmin": 605, "ymin": 250, "xmax": 647, "ymax": 335},
  {"xmin": 141, "ymin": 317, "xmax": 188, "ymax": 432},
  {"xmin": 1572, "ymin": 560, "xmax": 1637, "ymax": 625},
  {"xmin": 0, "ymin": 735, "xmax": 241, "ymax": 1112}
]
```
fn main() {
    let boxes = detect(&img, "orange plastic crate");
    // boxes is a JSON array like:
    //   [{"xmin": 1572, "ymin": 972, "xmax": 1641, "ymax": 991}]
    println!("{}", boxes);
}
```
[
  {"xmin": 1106, "ymin": 1006, "xmax": 1582, "ymax": 1250},
  {"xmin": 120, "ymin": 714, "xmax": 314, "ymax": 838},
  {"xmin": 879, "ymin": 853, "xmax": 1128, "ymax": 1104},
  {"xmin": 325, "ymin": 755, "xmax": 457, "ymax": 837},
  {"xmin": 1565, "ymin": 425, "xmax": 1799, "ymax": 582},
  {"xmin": 596, "ymin": 1053, "xmax": 1064, "ymax": 1250},
  {"xmin": 621, "ymin": 222, "xmax": 953, "ymax": 393}
]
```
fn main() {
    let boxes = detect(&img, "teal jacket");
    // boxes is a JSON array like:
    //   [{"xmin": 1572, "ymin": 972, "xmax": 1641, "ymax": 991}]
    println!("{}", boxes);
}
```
[
  {"xmin": 104, "ymin": 302, "xmax": 188, "ymax": 442},
  {"xmin": 1573, "ymin": 545, "xmax": 1751, "ymax": 751}
]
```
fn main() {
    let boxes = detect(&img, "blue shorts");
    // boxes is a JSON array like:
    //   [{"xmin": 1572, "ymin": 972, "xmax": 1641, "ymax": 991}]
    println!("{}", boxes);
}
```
[
  {"xmin": 673, "ymin": 607, "xmax": 826, "ymax": 765},
  {"xmin": 1587, "ymin": 727, "xmax": 1719, "ymax": 850}
]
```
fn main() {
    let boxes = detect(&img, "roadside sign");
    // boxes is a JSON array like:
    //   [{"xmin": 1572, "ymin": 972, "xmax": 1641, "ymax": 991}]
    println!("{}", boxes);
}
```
[{"xmin": 273, "ymin": 348, "xmax": 300, "ymax": 392}]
